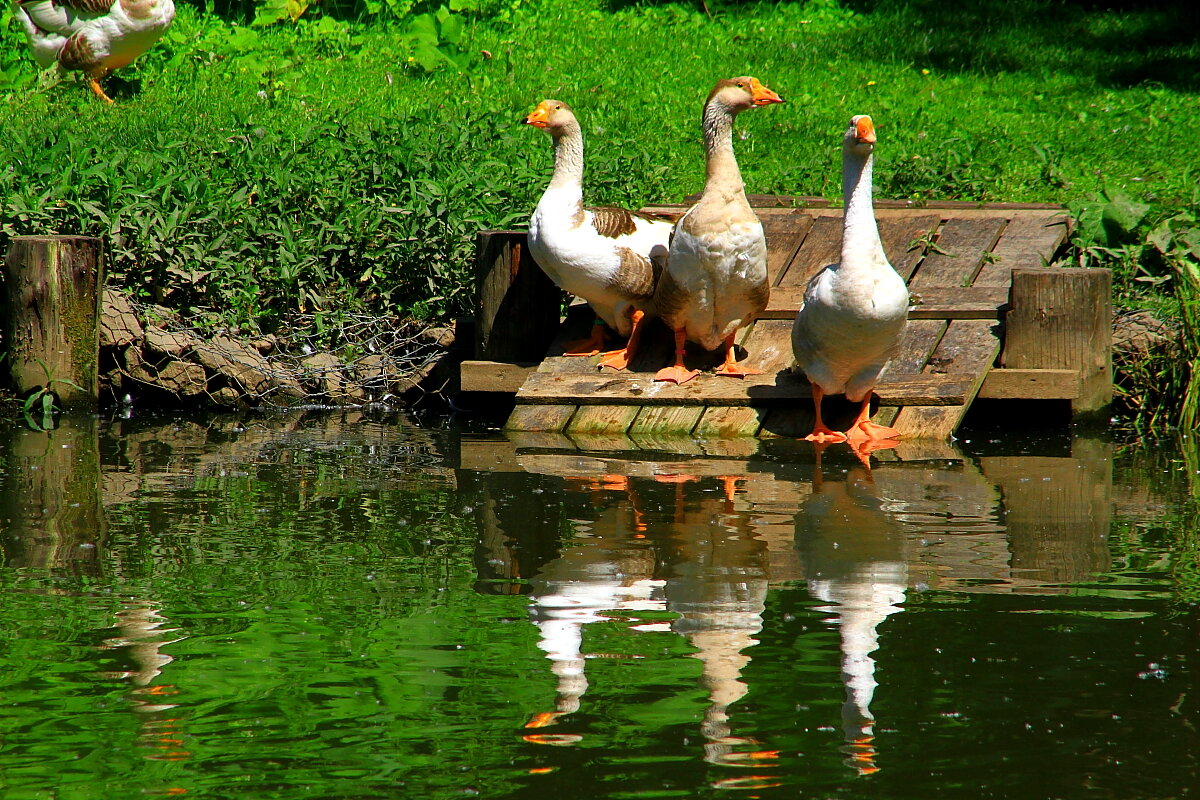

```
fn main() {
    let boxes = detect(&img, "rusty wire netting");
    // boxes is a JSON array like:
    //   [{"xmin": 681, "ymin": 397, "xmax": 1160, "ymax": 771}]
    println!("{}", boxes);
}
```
[{"xmin": 103, "ymin": 292, "xmax": 455, "ymax": 409}]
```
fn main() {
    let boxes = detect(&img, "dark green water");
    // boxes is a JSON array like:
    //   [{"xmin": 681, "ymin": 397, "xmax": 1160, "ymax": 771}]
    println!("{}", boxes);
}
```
[{"xmin": 0, "ymin": 411, "xmax": 1196, "ymax": 799}]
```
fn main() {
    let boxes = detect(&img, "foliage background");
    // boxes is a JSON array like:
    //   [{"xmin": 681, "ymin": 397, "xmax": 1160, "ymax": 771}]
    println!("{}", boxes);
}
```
[{"xmin": 1, "ymin": 0, "xmax": 1199, "ymax": 422}]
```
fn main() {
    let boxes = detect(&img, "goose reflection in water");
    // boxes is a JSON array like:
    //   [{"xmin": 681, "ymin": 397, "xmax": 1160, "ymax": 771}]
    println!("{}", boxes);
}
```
[
  {"xmin": 523, "ymin": 475, "xmax": 663, "ymax": 746},
  {"xmin": 522, "ymin": 472, "xmax": 779, "ymax": 785},
  {"xmin": 794, "ymin": 450, "xmax": 907, "ymax": 776}
]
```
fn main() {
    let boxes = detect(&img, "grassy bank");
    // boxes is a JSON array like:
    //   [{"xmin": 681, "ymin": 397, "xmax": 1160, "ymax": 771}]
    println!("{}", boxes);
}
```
[{"xmin": 1, "ymin": 0, "xmax": 1198, "ymax": 421}]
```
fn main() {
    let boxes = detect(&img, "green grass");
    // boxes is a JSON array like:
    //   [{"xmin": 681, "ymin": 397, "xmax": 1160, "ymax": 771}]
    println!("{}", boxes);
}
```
[{"xmin": 1, "ymin": 0, "xmax": 1198, "ymax": 386}]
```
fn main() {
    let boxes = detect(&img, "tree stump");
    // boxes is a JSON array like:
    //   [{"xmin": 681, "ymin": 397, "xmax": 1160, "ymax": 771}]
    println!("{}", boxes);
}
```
[{"xmin": 2, "ymin": 236, "xmax": 104, "ymax": 409}]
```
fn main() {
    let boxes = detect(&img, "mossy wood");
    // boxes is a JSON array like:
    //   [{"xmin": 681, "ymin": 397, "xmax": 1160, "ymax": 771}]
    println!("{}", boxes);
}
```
[
  {"xmin": 2, "ymin": 236, "xmax": 104, "ymax": 409},
  {"xmin": 465, "ymin": 200, "xmax": 1110, "ymax": 440}
]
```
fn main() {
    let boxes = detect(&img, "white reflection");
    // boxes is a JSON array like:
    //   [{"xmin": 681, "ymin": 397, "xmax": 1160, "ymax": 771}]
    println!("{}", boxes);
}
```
[{"xmin": 795, "ymin": 459, "xmax": 907, "ymax": 775}]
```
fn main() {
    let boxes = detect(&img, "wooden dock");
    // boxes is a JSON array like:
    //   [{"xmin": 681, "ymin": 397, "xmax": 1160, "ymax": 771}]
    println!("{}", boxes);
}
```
[{"xmin": 462, "ymin": 197, "xmax": 1112, "ymax": 441}]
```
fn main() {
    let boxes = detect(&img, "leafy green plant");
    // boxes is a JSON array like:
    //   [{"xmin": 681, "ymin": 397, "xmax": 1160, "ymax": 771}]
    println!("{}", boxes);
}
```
[{"xmin": 18, "ymin": 362, "xmax": 82, "ymax": 431}]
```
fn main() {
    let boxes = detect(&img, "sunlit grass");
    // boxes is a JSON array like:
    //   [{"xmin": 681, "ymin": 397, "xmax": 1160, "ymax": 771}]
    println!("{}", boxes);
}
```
[{"xmin": 0, "ymin": 0, "xmax": 1197, "ymax": 331}]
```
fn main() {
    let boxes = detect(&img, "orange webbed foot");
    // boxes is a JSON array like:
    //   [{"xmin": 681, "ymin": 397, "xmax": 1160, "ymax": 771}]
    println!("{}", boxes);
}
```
[
  {"xmin": 598, "ymin": 347, "xmax": 632, "ymax": 371},
  {"xmin": 713, "ymin": 364, "xmax": 762, "ymax": 379},
  {"xmin": 654, "ymin": 365, "xmax": 700, "ymax": 385},
  {"xmin": 804, "ymin": 427, "xmax": 848, "ymax": 444},
  {"xmin": 846, "ymin": 421, "xmax": 902, "ymax": 444}
]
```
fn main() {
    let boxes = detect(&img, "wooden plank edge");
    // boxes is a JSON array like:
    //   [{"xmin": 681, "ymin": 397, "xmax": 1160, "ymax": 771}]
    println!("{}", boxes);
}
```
[
  {"xmin": 515, "ymin": 372, "xmax": 973, "ymax": 406},
  {"xmin": 976, "ymin": 368, "xmax": 1081, "ymax": 400},
  {"xmin": 461, "ymin": 360, "xmax": 538, "ymax": 393}
]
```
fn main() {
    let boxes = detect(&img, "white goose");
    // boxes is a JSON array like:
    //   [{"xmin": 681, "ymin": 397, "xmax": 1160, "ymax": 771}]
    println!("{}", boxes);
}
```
[
  {"xmin": 523, "ymin": 99, "xmax": 674, "ymax": 371},
  {"xmin": 791, "ymin": 115, "xmax": 908, "ymax": 443},
  {"xmin": 652, "ymin": 77, "xmax": 783, "ymax": 385},
  {"xmin": 13, "ymin": 0, "xmax": 176, "ymax": 104}
]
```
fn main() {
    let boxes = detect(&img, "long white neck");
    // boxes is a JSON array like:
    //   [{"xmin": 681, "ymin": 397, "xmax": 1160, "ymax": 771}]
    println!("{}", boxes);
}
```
[
  {"xmin": 541, "ymin": 124, "xmax": 585, "ymax": 215},
  {"xmin": 701, "ymin": 100, "xmax": 745, "ymax": 200},
  {"xmin": 841, "ymin": 147, "xmax": 885, "ymax": 265}
]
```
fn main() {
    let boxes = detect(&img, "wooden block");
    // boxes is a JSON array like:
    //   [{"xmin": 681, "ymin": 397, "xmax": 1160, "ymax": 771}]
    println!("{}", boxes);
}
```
[
  {"xmin": 974, "ymin": 212, "xmax": 1070, "ymax": 286},
  {"xmin": 515, "ymin": 370, "xmax": 973, "ymax": 406},
  {"xmin": 694, "ymin": 406, "xmax": 764, "ymax": 438},
  {"xmin": 567, "ymin": 404, "xmax": 641, "ymax": 434},
  {"xmin": 475, "ymin": 231, "xmax": 561, "ymax": 362},
  {"xmin": 460, "ymin": 360, "xmax": 536, "ymax": 393},
  {"xmin": 879, "ymin": 214, "xmax": 942, "ymax": 280},
  {"xmin": 977, "ymin": 368, "xmax": 1080, "ymax": 400},
  {"xmin": 891, "ymin": 318, "xmax": 1002, "ymax": 440},
  {"xmin": 908, "ymin": 217, "xmax": 1007, "ymax": 291},
  {"xmin": 775, "ymin": 215, "xmax": 842, "ymax": 288},
  {"xmin": 629, "ymin": 406, "xmax": 704, "ymax": 436},
  {"xmin": 504, "ymin": 404, "xmax": 576, "ymax": 432},
  {"xmin": 1002, "ymin": 268, "xmax": 1112, "ymax": 415}
]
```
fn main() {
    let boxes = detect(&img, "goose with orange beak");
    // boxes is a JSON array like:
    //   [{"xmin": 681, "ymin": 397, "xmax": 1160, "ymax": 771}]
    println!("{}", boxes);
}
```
[
  {"xmin": 522, "ymin": 99, "xmax": 674, "ymax": 370},
  {"xmin": 791, "ymin": 115, "xmax": 908, "ymax": 444},
  {"xmin": 651, "ymin": 77, "xmax": 785, "ymax": 385}
]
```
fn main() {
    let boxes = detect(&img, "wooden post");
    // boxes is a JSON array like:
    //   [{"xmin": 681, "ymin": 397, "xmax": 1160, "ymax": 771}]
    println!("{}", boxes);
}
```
[
  {"xmin": 1002, "ymin": 268, "xmax": 1112, "ymax": 418},
  {"xmin": 2, "ymin": 236, "xmax": 104, "ymax": 409},
  {"xmin": 474, "ymin": 231, "xmax": 562, "ymax": 362}
]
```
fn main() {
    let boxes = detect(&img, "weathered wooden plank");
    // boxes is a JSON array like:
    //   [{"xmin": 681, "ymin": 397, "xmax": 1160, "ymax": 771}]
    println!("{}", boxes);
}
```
[
  {"xmin": 775, "ymin": 215, "xmax": 841, "ymax": 288},
  {"xmin": 629, "ymin": 405, "xmax": 704, "ymax": 436},
  {"xmin": 680, "ymin": 196, "xmax": 1064, "ymax": 211},
  {"xmin": 907, "ymin": 217, "xmax": 1008, "ymax": 291},
  {"xmin": 762, "ymin": 213, "xmax": 815, "ymax": 285},
  {"xmin": 505, "ymin": 403, "xmax": 577, "ymax": 432},
  {"xmin": 567, "ymin": 404, "xmax": 641, "ymax": 434},
  {"xmin": 974, "ymin": 212, "xmax": 1070, "ymax": 286},
  {"xmin": 1003, "ymin": 268, "xmax": 1112, "ymax": 415},
  {"xmin": 737, "ymin": 319, "xmax": 799, "ymax": 374},
  {"xmin": 891, "ymin": 318, "xmax": 1002, "ymax": 439},
  {"xmin": 878, "ymin": 214, "xmax": 942, "ymax": 280},
  {"xmin": 475, "ymin": 231, "xmax": 562, "ymax": 362},
  {"xmin": 693, "ymin": 406, "xmax": 764, "ymax": 438},
  {"xmin": 762, "ymin": 285, "xmax": 1009, "ymax": 320},
  {"xmin": 977, "ymin": 368, "xmax": 1080, "ymax": 400},
  {"xmin": 460, "ymin": 360, "xmax": 536, "ymax": 393},
  {"xmin": 882, "ymin": 319, "xmax": 949, "ymax": 377},
  {"xmin": 516, "ymin": 370, "xmax": 973, "ymax": 406}
]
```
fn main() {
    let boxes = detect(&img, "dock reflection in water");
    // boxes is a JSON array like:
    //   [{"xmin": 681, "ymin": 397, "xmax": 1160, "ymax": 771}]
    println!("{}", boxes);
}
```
[
  {"xmin": 464, "ymin": 431, "xmax": 1116, "ymax": 784},
  {"xmin": 0, "ymin": 411, "xmax": 1164, "ymax": 799}
]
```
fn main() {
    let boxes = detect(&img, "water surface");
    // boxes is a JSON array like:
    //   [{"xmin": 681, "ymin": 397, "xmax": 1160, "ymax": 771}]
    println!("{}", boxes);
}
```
[{"xmin": 0, "ymin": 412, "xmax": 1196, "ymax": 798}]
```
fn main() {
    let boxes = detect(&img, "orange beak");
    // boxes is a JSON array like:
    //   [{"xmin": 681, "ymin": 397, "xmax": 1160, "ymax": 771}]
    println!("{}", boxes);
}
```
[
  {"xmin": 523, "ymin": 102, "xmax": 550, "ymax": 127},
  {"xmin": 750, "ymin": 77, "xmax": 784, "ymax": 106},
  {"xmin": 856, "ymin": 115, "xmax": 876, "ymax": 144}
]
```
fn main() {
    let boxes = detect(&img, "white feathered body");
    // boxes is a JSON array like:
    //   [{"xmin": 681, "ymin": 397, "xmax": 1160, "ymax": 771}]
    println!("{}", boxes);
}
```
[
  {"xmin": 659, "ymin": 208, "xmax": 768, "ymax": 351},
  {"xmin": 793, "ymin": 124, "xmax": 908, "ymax": 404},
  {"xmin": 527, "ymin": 184, "xmax": 671, "ymax": 337},
  {"xmin": 792, "ymin": 252, "xmax": 908, "ymax": 402},
  {"xmin": 13, "ymin": 0, "xmax": 175, "ymax": 75}
]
